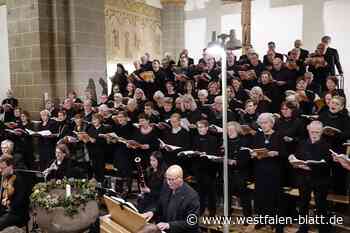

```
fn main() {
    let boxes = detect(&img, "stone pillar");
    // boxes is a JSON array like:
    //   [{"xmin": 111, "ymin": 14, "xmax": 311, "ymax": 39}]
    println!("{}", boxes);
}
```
[
  {"xmin": 7, "ymin": 0, "xmax": 48, "ymax": 116},
  {"xmin": 161, "ymin": 0, "xmax": 186, "ymax": 60},
  {"xmin": 7, "ymin": 0, "xmax": 106, "ymax": 117},
  {"xmin": 241, "ymin": 0, "xmax": 251, "ymax": 54},
  {"xmin": 68, "ymin": 0, "xmax": 106, "ymax": 97}
]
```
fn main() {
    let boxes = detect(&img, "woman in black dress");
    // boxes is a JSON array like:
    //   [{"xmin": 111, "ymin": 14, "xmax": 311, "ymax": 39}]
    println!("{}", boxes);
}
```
[
  {"xmin": 275, "ymin": 101, "xmax": 306, "ymax": 187},
  {"xmin": 86, "ymin": 113, "xmax": 111, "ymax": 182},
  {"xmin": 251, "ymin": 113, "xmax": 286, "ymax": 232},
  {"xmin": 137, "ymin": 151, "xmax": 167, "ymax": 212},
  {"xmin": 131, "ymin": 114, "xmax": 160, "ymax": 169},
  {"xmin": 319, "ymin": 96, "xmax": 350, "ymax": 195},
  {"xmin": 37, "ymin": 110, "xmax": 58, "ymax": 171},
  {"xmin": 112, "ymin": 111, "xmax": 136, "ymax": 194},
  {"xmin": 192, "ymin": 119, "xmax": 220, "ymax": 216},
  {"xmin": 226, "ymin": 121, "xmax": 252, "ymax": 217},
  {"xmin": 44, "ymin": 143, "xmax": 73, "ymax": 180}
]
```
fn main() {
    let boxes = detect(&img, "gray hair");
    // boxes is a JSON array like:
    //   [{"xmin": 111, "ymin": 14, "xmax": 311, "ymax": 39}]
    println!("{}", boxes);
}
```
[
  {"xmin": 257, "ymin": 112, "xmax": 275, "ymax": 126},
  {"xmin": 1, "ymin": 140, "xmax": 14, "ymax": 153},
  {"xmin": 307, "ymin": 120, "xmax": 323, "ymax": 130},
  {"xmin": 198, "ymin": 89, "xmax": 208, "ymax": 97},
  {"xmin": 153, "ymin": 90, "xmax": 165, "ymax": 99},
  {"xmin": 40, "ymin": 109, "xmax": 51, "ymax": 117}
]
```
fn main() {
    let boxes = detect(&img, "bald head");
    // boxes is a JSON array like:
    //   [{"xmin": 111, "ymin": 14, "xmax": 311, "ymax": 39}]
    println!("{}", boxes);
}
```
[{"xmin": 166, "ymin": 165, "xmax": 184, "ymax": 191}]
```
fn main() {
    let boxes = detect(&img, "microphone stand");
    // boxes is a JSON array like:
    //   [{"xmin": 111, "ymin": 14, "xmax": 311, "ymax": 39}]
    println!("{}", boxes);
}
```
[
  {"xmin": 14, "ymin": 169, "xmax": 46, "ymax": 182},
  {"xmin": 14, "ymin": 169, "xmax": 45, "ymax": 232}
]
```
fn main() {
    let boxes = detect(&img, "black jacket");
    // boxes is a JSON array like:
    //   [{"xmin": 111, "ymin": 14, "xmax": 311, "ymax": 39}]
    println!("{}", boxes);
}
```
[
  {"xmin": 46, "ymin": 158, "xmax": 73, "ymax": 180},
  {"xmin": 153, "ymin": 182, "xmax": 200, "ymax": 233},
  {"xmin": 294, "ymin": 139, "xmax": 331, "ymax": 182},
  {"xmin": 324, "ymin": 47, "xmax": 343, "ymax": 75}
]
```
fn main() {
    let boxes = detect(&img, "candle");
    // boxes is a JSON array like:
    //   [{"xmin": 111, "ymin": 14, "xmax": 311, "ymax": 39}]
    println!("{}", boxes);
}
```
[
  {"xmin": 66, "ymin": 184, "xmax": 71, "ymax": 198},
  {"xmin": 44, "ymin": 92, "xmax": 49, "ymax": 101}
]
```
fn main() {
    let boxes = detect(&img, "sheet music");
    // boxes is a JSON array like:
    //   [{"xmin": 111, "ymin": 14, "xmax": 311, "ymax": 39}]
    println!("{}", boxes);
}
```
[
  {"xmin": 240, "ymin": 147, "xmax": 253, "ymax": 153},
  {"xmin": 210, "ymin": 124, "xmax": 223, "ymax": 133},
  {"xmin": 330, "ymin": 150, "xmax": 350, "ymax": 162},
  {"xmin": 158, "ymin": 139, "xmax": 182, "ymax": 151},
  {"xmin": 25, "ymin": 129, "xmax": 52, "ymax": 136},
  {"xmin": 111, "ymin": 196, "xmax": 139, "ymax": 213},
  {"xmin": 288, "ymin": 154, "xmax": 326, "ymax": 165}
]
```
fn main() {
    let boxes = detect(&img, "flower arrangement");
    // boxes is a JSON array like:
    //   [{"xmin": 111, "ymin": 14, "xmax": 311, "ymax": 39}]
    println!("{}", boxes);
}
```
[{"xmin": 31, "ymin": 178, "xmax": 97, "ymax": 217}]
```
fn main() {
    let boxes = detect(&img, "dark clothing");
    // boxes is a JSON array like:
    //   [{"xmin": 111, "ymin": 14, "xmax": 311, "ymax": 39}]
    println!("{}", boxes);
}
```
[
  {"xmin": 319, "ymin": 109, "xmax": 350, "ymax": 194},
  {"xmin": 153, "ymin": 183, "xmax": 200, "ymax": 233},
  {"xmin": 37, "ymin": 120, "xmax": 58, "ymax": 170},
  {"xmin": 260, "ymin": 82, "xmax": 282, "ymax": 113},
  {"xmin": 138, "ymin": 168, "xmax": 166, "ymax": 212},
  {"xmin": 112, "ymin": 122, "xmax": 136, "ymax": 178},
  {"xmin": 252, "ymin": 131, "xmax": 286, "ymax": 219},
  {"xmin": 239, "ymin": 112, "xmax": 259, "ymax": 131},
  {"xmin": 86, "ymin": 125, "xmax": 111, "ymax": 182},
  {"xmin": 324, "ymin": 47, "xmax": 343, "ymax": 75},
  {"xmin": 110, "ymin": 72, "xmax": 128, "ymax": 95},
  {"xmin": 299, "ymin": 48, "xmax": 309, "ymax": 62},
  {"xmin": 271, "ymin": 67, "xmax": 297, "ymax": 91},
  {"xmin": 192, "ymin": 133, "xmax": 219, "ymax": 215},
  {"xmin": 132, "ymin": 128, "xmax": 160, "ymax": 169},
  {"xmin": 0, "ymin": 173, "xmax": 31, "ymax": 231},
  {"xmin": 181, "ymin": 109, "xmax": 202, "ymax": 125},
  {"xmin": 160, "ymin": 128, "xmax": 191, "ymax": 166},
  {"xmin": 263, "ymin": 53, "xmax": 284, "ymax": 66},
  {"xmin": 294, "ymin": 139, "xmax": 332, "ymax": 233},
  {"xmin": 308, "ymin": 62, "xmax": 331, "ymax": 95},
  {"xmin": 227, "ymin": 136, "xmax": 252, "ymax": 216},
  {"xmin": 207, "ymin": 109, "xmax": 237, "ymax": 127},
  {"xmin": 46, "ymin": 158, "xmax": 73, "ymax": 180}
]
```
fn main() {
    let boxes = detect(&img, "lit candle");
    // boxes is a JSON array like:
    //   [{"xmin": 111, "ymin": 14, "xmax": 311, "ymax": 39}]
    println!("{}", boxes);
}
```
[{"xmin": 66, "ymin": 184, "xmax": 71, "ymax": 198}]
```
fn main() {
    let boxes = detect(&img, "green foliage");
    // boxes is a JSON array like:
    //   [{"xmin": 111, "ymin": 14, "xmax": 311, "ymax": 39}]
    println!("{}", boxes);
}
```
[{"xmin": 30, "ymin": 178, "xmax": 97, "ymax": 217}]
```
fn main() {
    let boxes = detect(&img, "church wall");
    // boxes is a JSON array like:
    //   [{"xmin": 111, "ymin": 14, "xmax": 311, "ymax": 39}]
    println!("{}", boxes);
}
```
[
  {"xmin": 105, "ymin": 0, "xmax": 161, "ymax": 88},
  {"xmin": 0, "ymin": 5, "xmax": 10, "ymax": 101},
  {"xmin": 185, "ymin": 0, "xmax": 350, "ymax": 101}
]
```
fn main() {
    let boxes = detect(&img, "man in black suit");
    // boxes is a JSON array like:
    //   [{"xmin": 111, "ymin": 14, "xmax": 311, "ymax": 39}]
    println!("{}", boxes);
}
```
[
  {"xmin": 141, "ymin": 165, "xmax": 200, "ymax": 233},
  {"xmin": 321, "ymin": 35, "xmax": 343, "ymax": 75},
  {"xmin": 294, "ymin": 39, "xmax": 309, "ymax": 62}
]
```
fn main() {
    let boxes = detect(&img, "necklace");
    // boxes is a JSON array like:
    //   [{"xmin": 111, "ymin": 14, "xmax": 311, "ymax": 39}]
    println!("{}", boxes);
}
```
[{"xmin": 263, "ymin": 131, "xmax": 273, "ymax": 144}]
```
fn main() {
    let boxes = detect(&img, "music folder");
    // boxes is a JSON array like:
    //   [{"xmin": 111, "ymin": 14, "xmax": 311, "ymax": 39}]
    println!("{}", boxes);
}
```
[{"xmin": 103, "ymin": 195, "xmax": 146, "ymax": 233}]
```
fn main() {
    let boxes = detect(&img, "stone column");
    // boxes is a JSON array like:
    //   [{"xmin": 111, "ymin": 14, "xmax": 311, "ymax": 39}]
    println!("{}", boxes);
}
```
[
  {"xmin": 68, "ymin": 0, "xmax": 106, "ymax": 97},
  {"xmin": 161, "ymin": 0, "xmax": 186, "ymax": 60},
  {"xmin": 241, "ymin": 0, "xmax": 251, "ymax": 54},
  {"xmin": 7, "ymin": 0, "xmax": 106, "ymax": 117},
  {"xmin": 7, "ymin": 0, "xmax": 50, "ymax": 116}
]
